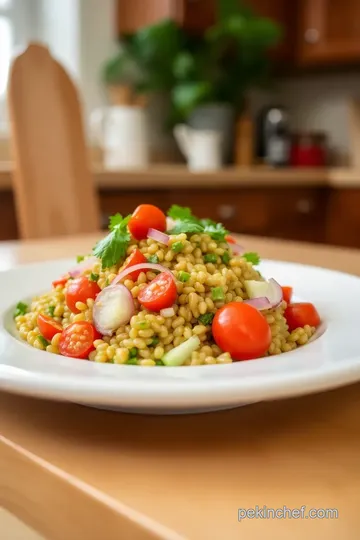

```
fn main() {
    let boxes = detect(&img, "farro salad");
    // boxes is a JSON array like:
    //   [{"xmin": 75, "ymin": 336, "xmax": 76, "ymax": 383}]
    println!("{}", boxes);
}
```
[{"xmin": 14, "ymin": 204, "xmax": 321, "ymax": 366}]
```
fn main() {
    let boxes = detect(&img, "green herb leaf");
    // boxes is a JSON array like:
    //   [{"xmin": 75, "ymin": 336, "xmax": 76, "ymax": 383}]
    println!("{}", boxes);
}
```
[
  {"xmin": 137, "ymin": 321, "xmax": 149, "ymax": 330},
  {"xmin": 126, "ymin": 358, "xmax": 138, "ymax": 365},
  {"xmin": 168, "ymin": 205, "xmax": 196, "ymax": 221},
  {"xmin": 204, "ymin": 253, "xmax": 218, "ymax": 264},
  {"xmin": 222, "ymin": 252, "xmax": 231, "ymax": 265},
  {"xmin": 178, "ymin": 271, "xmax": 190, "ymax": 282},
  {"xmin": 93, "ymin": 214, "xmax": 131, "ymax": 269},
  {"xmin": 211, "ymin": 287, "xmax": 225, "ymax": 301},
  {"xmin": 89, "ymin": 272, "xmax": 99, "ymax": 282},
  {"xmin": 76, "ymin": 255, "xmax": 85, "ymax": 263},
  {"xmin": 203, "ymin": 222, "xmax": 229, "ymax": 242},
  {"xmin": 243, "ymin": 252, "xmax": 261, "ymax": 265},
  {"xmin": 168, "ymin": 221, "xmax": 204, "ymax": 235},
  {"xmin": 171, "ymin": 241, "xmax": 184, "ymax": 253},
  {"xmin": 14, "ymin": 301, "xmax": 28, "ymax": 318},
  {"xmin": 37, "ymin": 335, "xmax": 49, "ymax": 348},
  {"xmin": 198, "ymin": 313, "xmax": 215, "ymax": 326},
  {"xmin": 129, "ymin": 347, "xmax": 138, "ymax": 358},
  {"xmin": 147, "ymin": 254, "xmax": 159, "ymax": 264},
  {"xmin": 151, "ymin": 337, "xmax": 160, "ymax": 346},
  {"xmin": 47, "ymin": 305, "xmax": 55, "ymax": 317}
]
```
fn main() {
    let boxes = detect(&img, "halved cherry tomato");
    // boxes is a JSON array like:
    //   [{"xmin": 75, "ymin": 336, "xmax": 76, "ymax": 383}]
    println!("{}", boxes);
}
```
[
  {"xmin": 138, "ymin": 272, "xmax": 177, "ymax": 312},
  {"xmin": 66, "ymin": 276, "xmax": 101, "ymax": 314},
  {"xmin": 52, "ymin": 274, "xmax": 69, "ymax": 288},
  {"xmin": 37, "ymin": 313, "xmax": 63, "ymax": 341},
  {"xmin": 120, "ymin": 248, "xmax": 147, "ymax": 280},
  {"xmin": 59, "ymin": 321, "xmax": 101, "ymax": 359},
  {"xmin": 285, "ymin": 302, "xmax": 321, "ymax": 332},
  {"xmin": 282, "ymin": 286, "xmax": 293, "ymax": 305},
  {"xmin": 128, "ymin": 204, "xmax": 166, "ymax": 241},
  {"xmin": 225, "ymin": 235, "xmax": 237, "ymax": 244},
  {"xmin": 212, "ymin": 302, "xmax": 271, "ymax": 361}
]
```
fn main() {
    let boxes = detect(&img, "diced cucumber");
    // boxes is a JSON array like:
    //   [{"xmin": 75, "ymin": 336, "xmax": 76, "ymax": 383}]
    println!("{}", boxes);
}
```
[{"xmin": 162, "ymin": 336, "xmax": 200, "ymax": 367}]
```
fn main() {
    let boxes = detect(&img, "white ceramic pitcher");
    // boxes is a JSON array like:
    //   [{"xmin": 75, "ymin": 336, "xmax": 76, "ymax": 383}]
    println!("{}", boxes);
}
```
[
  {"xmin": 90, "ymin": 106, "xmax": 149, "ymax": 170},
  {"xmin": 173, "ymin": 124, "xmax": 223, "ymax": 171}
]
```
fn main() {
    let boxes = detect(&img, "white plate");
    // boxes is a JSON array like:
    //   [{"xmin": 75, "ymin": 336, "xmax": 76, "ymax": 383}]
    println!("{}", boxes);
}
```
[{"xmin": 0, "ymin": 258, "xmax": 359, "ymax": 414}]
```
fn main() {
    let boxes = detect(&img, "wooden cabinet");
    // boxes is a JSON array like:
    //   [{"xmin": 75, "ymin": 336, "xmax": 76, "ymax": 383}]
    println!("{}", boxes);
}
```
[
  {"xmin": 299, "ymin": 0, "xmax": 360, "ymax": 65},
  {"xmin": 117, "ymin": 0, "xmax": 215, "ymax": 34},
  {"xmin": 326, "ymin": 190, "xmax": 360, "ymax": 248}
]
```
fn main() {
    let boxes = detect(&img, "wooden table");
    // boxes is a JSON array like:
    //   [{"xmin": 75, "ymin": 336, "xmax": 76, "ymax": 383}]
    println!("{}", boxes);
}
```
[{"xmin": 1, "ymin": 233, "xmax": 360, "ymax": 540}]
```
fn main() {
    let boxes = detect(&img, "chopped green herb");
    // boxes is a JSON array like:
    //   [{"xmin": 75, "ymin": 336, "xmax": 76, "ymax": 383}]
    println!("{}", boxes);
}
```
[
  {"xmin": 243, "ymin": 252, "xmax": 260, "ymax": 266},
  {"xmin": 167, "ymin": 205, "xmax": 229, "ymax": 242},
  {"xmin": 147, "ymin": 254, "xmax": 159, "ymax": 264},
  {"xmin": 178, "ymin": 271, "xmax": 190, "ymax": 282},
  {"xmin": 104, "ymin": 278, "xmax": 110, "ymax": 287},
  {"xmin": 76, "ymin": 255, "xmax": 85, "ymax": 263},
  {"xmin": 221, "ymin": 252, "xmax": 231, "ymax": 265},
  {"xmin": 14, "ymin": 301, "xmax": 28, "ymax": 318},
  {"xmin": 126, "ymin": 358, "xmax": 138, "ymax": 365},
  {"xmin": 129, "ymin": 347, "xmax": 138, "ymax": 358},
  {"xmin": 93, "ymin": 214, "xmax": 131, "ymax": 269},
  {"xmin": 155, "ymin": 360, "xmax": 164, "ymax": 366},
  {"xmin": 47, "ymin": 305, "xmax": 55, "ymax": 317},
  {"xmin": 89, "ymin": 272, "xmax": 99, "ymax": 282},
  {"xmin": 198, "ymin": 313, "xmax": 215, "ymax": 326},
  {"xmin": 211, "ymin": 287, "xmax": 225, "ymax": 301},
  {"xmin": 172, "ymin": 241, "xmax": 184, "ymax": 253},
  {"xmin": 151, "ymin": 337, "xmax": 160, "ymax": 346},
  {"xmin": 37, "ymin": 335, "xmax": 49, "ymax": 347},
  {"xmin": 204, "ymin": 253, "xmax": 217, "ymax": 264}
]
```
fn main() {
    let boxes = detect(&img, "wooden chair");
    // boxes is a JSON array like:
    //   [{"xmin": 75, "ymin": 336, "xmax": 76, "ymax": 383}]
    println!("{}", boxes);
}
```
[{"xmin": 8, "ymin": 43, "xmax": 100, "ymax": 239}]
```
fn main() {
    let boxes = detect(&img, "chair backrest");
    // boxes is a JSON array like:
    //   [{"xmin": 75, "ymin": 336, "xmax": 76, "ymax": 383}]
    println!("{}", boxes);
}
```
[{"xmin": 8, "ymin": 43, "xmax": 100, "ymax": 239}]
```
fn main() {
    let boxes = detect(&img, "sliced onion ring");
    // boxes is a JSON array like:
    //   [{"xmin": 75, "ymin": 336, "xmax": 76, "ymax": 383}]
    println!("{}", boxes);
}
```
[
  {"xmin": 113, "ymin": 263, "xmax": 174, "ymax": 285},
  {"xmin": 93, "ymin": 284, "xmax": 134, "ymax": 336},
  {"xmin": 69, "ymin": 256, "xmax": 98, "ymax": 278},
  {"xmin": 244, "ymin": 297, "xmax": 272, "ymax": 311},
  {"xmin": 160, "ymin": 307, "xmax": 175, "ymax": 318},
  {"xmin": 229, "ymin": 243, "xmax": 244, "ymax": 256},
  {"xmin": 244, "ymin": 278, "xmax": 283, "ymax": 310},
  {"xmin": 147, "ymin": 228, "xmax": 170, "ymax": 245}
]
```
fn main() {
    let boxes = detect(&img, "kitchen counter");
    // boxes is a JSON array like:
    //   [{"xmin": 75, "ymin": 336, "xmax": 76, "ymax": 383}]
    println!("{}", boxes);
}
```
[{"xmin": 2, "ymin": 162, "xmax": 360, "ymax": 190}]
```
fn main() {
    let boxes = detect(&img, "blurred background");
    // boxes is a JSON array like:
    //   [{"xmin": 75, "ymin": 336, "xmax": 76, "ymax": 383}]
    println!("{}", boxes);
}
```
[{"xmin": 1, "ymin": 0, "xmax": 360, "ymax": 247}]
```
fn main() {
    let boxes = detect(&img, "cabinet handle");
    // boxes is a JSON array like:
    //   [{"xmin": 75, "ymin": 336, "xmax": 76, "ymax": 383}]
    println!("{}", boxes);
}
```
[
  {"xmin": 296, "ymin": 199, "xmax": 313, "ymax": 214},
  {"xmin": 217, "ymin": 204, "xmax": 236, "ymax": 220},
  {"xmin": 304, "ymin": 28, "xmax": 320, "ymax": 44}
]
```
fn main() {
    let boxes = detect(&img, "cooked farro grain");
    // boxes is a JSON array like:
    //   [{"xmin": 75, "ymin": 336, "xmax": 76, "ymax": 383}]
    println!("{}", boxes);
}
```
[{"xmin": 14, "ymin": 205, "xmax": 319, "ymax": 366}]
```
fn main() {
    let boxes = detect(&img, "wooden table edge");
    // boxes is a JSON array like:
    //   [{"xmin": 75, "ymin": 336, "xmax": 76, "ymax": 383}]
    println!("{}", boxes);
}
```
[{"xmin": 0, "ymin": 435, "xmax": 184, "ymax": 540}]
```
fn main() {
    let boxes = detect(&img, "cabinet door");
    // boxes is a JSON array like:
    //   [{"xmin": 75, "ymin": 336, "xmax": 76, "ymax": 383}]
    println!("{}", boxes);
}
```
[
  {"xmin": 299, "ymin": 0, "xmax": 360, "ymax": 65},
  {"xmin": 117, "ymin": 0, "xmax": 176, "ymax": 34},
  {"xmin": 249, "ymin": 0, "xmax": 298, "ymax": 64}
]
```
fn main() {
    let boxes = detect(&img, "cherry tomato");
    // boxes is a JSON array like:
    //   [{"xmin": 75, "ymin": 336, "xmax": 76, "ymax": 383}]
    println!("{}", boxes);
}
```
[
  {"xmin": 128, "ymin": 204, "xmax": 166, "ymax": 241},
  {"xmin": 66, "ymin": 276, "xmax": 101, "ymax": 314},
  {"xmin": 285, "ymin": 303, "xmax": 321, "ymax": 332},
  {"xmin": 120, "ymin": 248, "xmax": 147, "ymax": 280},
  {"xmin": 226, "ymin": 235, "xmax": 237, "ymax": 244},
  {"xmin": 282, "ymin": 286, "xmax": 293, "ymax": 305},
  {"xmin": 52, "ymin": 274, "xmax": 69, "ymax": 288},
  {"xmin": 37, "ymin": 314, "xmax": 63, "ymax": 341},
  {"xmin": 138, "ymin": 272, "xmax": 177, "ymax": 312},
  {"xmin": 59, "ymin": 321, "xmax": 101, "ymax": 359},
  {"xmin": 212, "ymin": 302, "xmax": 271, "ymax": 361}
]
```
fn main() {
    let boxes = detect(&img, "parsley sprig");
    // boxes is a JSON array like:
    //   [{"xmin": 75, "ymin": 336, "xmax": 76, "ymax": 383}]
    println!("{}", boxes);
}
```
[
  {"xmin": 93, "ymin": 213, "xmax": 131, "ymax": 269},
  {"xmin": 242, "ymin": 252, "xmax": 260, "ymax": 265},
  {"xmin": 167, "ymin": 205, "xmax": 229, "ymax": 242}
]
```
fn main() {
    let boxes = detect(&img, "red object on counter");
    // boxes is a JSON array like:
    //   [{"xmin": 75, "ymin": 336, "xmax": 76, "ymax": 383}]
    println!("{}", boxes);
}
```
[{"xmin": 290, "ymin": 133, "xmax": 327, "ymax": 167}]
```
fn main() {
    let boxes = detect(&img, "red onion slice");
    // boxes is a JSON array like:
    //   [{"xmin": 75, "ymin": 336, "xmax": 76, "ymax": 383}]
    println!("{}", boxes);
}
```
[
  {"xmin": 229, "ymin": 243, "xmax": 244, "ymax": 256},
  {"xmin": 147, "ymin": 228, "xmax": 170, "ymax": 245},
  {"xmin": 244, "ymin": 278, "xmax": 283, "ymax": 310},
  {"xmin": 244, "ymin": 297, "xmax": 272, "ymax": 310},
  {"xmin": 113, "ymin": 263, "xmax": 174, "ymax": 285},
  {"xmin": 69, "ymin": 256, "xmax": 98, "ymax": 278},
  {"xmin": 93, "ymin": 284, "xmax": 134, "ymax": 336},
  {"xmin": 160, "ymin": 307, "xmax": 175, "ymax": 318}
]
